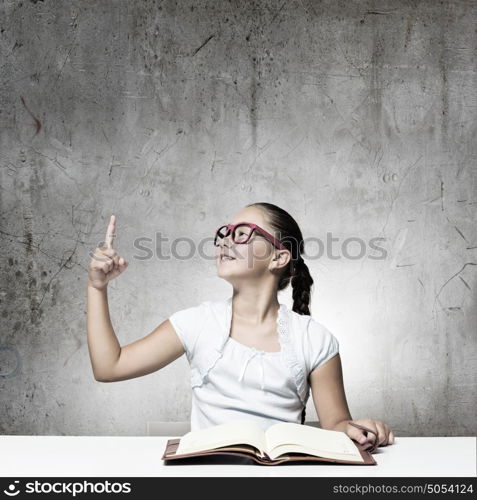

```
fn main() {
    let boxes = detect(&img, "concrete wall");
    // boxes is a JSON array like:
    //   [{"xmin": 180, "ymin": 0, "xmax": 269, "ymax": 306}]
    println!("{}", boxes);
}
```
[{"xmin": 0, "ymin": 0, "xmax": 475, "ymax": 436}]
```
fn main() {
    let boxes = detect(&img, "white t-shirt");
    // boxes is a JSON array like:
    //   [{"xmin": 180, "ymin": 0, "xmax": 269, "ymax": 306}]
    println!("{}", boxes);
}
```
[
  {"xmin": 190, "ymin": 335, "xmax": 304, "ymax": 431},
  {"xmin": 169, "ymin": 297, "xmax": 339, "ymax": 431}
]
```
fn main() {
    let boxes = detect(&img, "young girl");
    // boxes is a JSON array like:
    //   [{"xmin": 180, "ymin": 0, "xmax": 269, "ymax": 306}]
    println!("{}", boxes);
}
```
[{"xmin": 87, "ymin": 202, "xmax": 395, "ymax": 452}]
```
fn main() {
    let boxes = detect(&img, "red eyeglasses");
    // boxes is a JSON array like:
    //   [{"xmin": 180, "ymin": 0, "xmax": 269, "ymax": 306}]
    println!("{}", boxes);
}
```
[{"xmin": 214, "ymin": 222, "xmax": 286, "ymax": 248}]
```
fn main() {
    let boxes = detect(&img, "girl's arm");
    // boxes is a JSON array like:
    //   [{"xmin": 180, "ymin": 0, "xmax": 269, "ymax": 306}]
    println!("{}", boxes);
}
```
[
  {"xmin": 86, "ymin": 284, "xmax": 185, "ymax": 382},
  {"xmin": 86, "ymin": 215, "xmax": 185, "ymax": 382},
  {"xmin": 309, "ymin": 354, "xmax": 352, "ymax": 431},
  {"xmin": 86, "ymin": 284, "xmax": 121, "ymax": 381}
]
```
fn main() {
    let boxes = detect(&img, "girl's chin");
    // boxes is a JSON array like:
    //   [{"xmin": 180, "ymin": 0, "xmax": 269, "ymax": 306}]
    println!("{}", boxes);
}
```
[{"xmin": 216, "ymin": 261, "xmax": 243, "ymax": 272}]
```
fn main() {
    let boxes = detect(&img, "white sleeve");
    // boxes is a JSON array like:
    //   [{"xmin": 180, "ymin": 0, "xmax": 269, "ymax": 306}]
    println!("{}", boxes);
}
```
[
  {"xmin": 306, "ymin": 319, "xmax": 340, "ymax": 372},
  {"xmin": 168, "ymin": 302, "xmax": 209, "ymax": 361}
]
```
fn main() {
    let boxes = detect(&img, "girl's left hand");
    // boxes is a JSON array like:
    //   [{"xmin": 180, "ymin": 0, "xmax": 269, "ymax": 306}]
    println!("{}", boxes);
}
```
[{"xmin": 345, "ymin": 419, "xmax": 395, "ymax": 451}]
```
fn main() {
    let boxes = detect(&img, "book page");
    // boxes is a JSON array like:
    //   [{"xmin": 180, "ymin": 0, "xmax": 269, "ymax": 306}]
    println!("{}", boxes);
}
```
[
  {"xmin": 266, "ymin": 443, "xmax": 363, "ymax": 462},
  {"xmin": 265, "ymin": 422, "xmax": 363, "ymax": 461},
  {"xmin": 176, "ymin": 420, "xmax": 267, "ymax": 456}
]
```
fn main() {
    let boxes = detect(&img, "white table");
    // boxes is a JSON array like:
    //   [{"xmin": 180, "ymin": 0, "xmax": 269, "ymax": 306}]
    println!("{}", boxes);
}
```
[{"xmin": 0, "ymin": 436, "xmax": 475, "ymax": 477}]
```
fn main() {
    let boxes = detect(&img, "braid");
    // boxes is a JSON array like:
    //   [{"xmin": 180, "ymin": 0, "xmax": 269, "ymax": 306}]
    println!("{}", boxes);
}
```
[
  {"xmin": 291, "ymin": 257, "xmax": 314, "ymax": 316},
  {"xmin": 292, "ymin": 257, "xmax": 314, "ymax": 425},
  {"xmin": 300, "ymin": 404, "xmax": 306, "ymax": 425}
]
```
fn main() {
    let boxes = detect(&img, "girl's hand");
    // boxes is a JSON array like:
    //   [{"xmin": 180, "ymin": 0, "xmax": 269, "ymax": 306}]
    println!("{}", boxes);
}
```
[
  {"xmin": 345, "ymin": 418, "xmax": 395, "ymax": 452},
  {"xmin": 88, "ymin": 215, "xmax": 128, "ymax": 290}
]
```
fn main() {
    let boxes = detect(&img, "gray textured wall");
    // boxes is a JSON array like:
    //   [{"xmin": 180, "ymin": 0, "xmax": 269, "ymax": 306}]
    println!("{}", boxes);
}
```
[{"xmin": 1, "ymin": 0, "xmax": 476, "ymax": 437}]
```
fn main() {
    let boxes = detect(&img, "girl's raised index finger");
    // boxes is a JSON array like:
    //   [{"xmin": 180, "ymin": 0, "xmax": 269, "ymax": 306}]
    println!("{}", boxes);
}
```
[{"xmin": 104, "ymin": 215, "xmax": 116, "ymax": 248}]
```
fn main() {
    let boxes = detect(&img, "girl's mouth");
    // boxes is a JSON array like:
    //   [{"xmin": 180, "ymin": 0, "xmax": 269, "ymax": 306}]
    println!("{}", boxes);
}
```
[{"xmin": 219, "ymin": 255, "xmax": 236, "ymax": 261}]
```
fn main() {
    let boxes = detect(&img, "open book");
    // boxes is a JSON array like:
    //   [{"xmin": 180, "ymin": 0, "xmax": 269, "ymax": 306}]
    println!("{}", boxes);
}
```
[{"xmin": 162, "ymin": 419, "xmax": 377, "ymax": 465}]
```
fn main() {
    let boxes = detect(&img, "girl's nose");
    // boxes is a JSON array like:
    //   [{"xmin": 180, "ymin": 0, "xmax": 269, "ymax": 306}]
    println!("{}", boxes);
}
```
[{"xmin": 222, "ymin": 236, "xmax": 233, "ymax": 248}]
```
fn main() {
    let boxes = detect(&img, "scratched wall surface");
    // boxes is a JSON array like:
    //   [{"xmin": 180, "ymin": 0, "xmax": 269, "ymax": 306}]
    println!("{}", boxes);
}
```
[{"xmin": 0, "ymin": 0, "xmax": 476, "ymax": 437}]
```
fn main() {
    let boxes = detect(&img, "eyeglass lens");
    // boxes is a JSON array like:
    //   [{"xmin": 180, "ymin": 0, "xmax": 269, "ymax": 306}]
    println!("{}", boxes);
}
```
[{"xmin": 215, "ymin": 224, "xmax": 253, "ymax": 245}]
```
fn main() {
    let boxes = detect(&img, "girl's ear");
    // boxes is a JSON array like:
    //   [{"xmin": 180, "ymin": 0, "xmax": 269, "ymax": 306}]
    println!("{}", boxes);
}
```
[{"xmin": 271, "ymin": 249, "xmax": 291, "ymax": 270}]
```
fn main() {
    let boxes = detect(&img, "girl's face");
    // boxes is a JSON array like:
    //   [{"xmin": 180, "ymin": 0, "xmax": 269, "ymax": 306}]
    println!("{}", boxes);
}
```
[{"xmin": 215, "ymin": 206, "xmax": 289, "ymax": 283}]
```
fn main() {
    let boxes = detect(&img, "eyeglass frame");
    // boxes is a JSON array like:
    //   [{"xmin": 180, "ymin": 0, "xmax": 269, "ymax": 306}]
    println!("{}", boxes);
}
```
[{"xmin": 214, "ymin": 221, "xmax": 295, "ymax": 274}]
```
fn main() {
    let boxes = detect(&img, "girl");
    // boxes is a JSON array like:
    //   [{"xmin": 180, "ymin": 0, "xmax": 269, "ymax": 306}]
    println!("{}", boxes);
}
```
[{"xmin": 87, "ymin": 202, "xmax": 395, "ymax": 452}]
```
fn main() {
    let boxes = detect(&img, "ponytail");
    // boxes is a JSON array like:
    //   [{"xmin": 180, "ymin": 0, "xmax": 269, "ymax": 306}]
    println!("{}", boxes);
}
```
[{"xmin": 292, "ymin": 257, "xmax": 314, "ymax": 425}]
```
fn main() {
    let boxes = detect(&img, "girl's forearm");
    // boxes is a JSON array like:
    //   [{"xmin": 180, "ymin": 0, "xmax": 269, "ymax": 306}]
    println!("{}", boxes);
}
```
[{"xmin": 86, "ymin": 283, "xmax": 121, "ymax": 381}]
